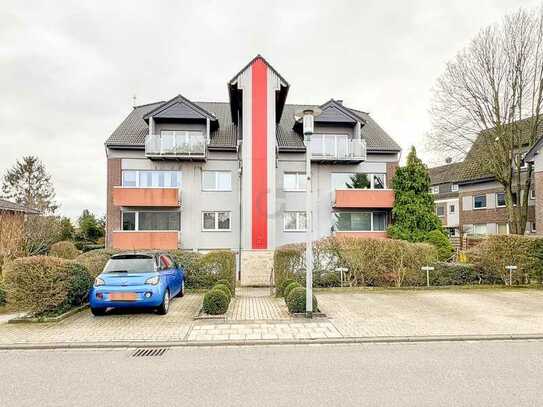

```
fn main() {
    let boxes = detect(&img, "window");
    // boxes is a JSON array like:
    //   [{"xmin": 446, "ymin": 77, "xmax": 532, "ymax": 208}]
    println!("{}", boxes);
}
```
[
  {"xmin": 122, "ymin": 170, "xmax": 182, "ymax": 188},
  {"xmin": 331, "ymin": 173, "xmax": 385, "ymax": 189},
  {"xmin": 202, "ymin": 171, "xmax": 232, "ymax": 191},
  {"xmin": 497, "ymin": 223, "xmax": 509, "ymax": 235},
  {"xmin": 496, "ymin": 192, "xmax": 506, "ymax": 207},
  {"xmin": 436, "ymin": 206, "xmax": 445, "ymax": 217},
  {"xmin": 202, "ymin": 211, "xmax": 231, "ymax": 231},
  {"xmin": 283, "ymin": 212, "xmax": 307, "ymax": 231},
  {"xmin": 530, "ymin": 189, "xmax": 536, "ymax": 200},
  {"xmin": 122, "ymin": 212, "xmax": 136, "ymax": 231},
  {"xmin": 121, "ymin": 211, "xmax": 180, "ymax": 231},
  {"xmin": 512, "ymin": 192, "xmax": 518, "ymax": 206},
  {"xmin": 334, "ymin": 212, "xmax": 387, "ymax": 232},
  {"xmin": 451, "ymin": 184, "xmax": 459, "ymax": 192},
  {"xmin": 473, "ymin": 224, "xmax": 487, "ymax": 235},
  {"xmin": 311, "ymin": 134, "xmax": 349, "ymax": 158},
  {"xmin": 449, "ymin": 204, "xmax": 456, "ymax": 214},
  {"xmin": 283, "ymin": 173, "xmax": 306, "ymax": 191},
  {"xmin": 430, "ymin": 186, "xmax": 439, "ymax": 194},
  {"xmin": 473, "ymin": 195, "xmax": 487, "ymax": 209},
  {"xmin": 531, "ymin": 222, "xmax": 537, "ymax": 233}
]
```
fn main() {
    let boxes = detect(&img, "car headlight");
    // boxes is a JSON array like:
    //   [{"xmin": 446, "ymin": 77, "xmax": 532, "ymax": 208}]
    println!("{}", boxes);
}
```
[
  {"xmin": 145, "ymin": 276, "xmax": 160, "ymax": 285},
  {"xmin": 94, "ymin": 277, "xmax": 105, "ymax": 287}
]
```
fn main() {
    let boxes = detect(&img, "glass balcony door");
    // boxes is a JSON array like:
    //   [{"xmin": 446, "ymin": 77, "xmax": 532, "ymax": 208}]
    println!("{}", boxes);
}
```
[{"xmin": 311, "ymin": 134, "xmax": 349, "ymax": 159}]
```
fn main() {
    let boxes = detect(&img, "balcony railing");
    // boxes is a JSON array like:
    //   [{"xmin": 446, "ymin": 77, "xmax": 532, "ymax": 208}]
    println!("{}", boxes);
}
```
[
  {"xmin": 310, "ymin": 136, "xmax": 366, "ymax": 162},
  {"xmin": 334, "ymin": 189, "xmax": 395, "ymax": 208},
  {"xmin": 112, "ymin": 187, "xmax": 181, "ymax": 207},
  {"xmin": 145, "ymin": 132, "xmax": 206, "ymax": 159}
]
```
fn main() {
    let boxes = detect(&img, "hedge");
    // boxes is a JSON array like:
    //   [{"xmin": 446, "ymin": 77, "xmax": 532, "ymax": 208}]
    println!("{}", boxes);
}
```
[
  {"xmin": 3, "ymin": 256, "xmax": 93, "ymax": 316},
  {"xmin": 76, "ymin": 248, "xmax": 119, "ymax": 279},
  {"xmin": 49, "ymin": 241, "xmax": 80, "ymax": 259},
  {"xmin": 466, "ymin": 235, "xmax": 543, "ymax": 285},
  {"xmin": 169, "ymin": 250, "xmax": 236, "ymax": 292},
  {"xmin": 0, "ymin": 280, "xmax": 6, "ymax": 306},
  {"xmin": 274, "ymin": 237, "xmax": 438, "ymax": 289},
  {"xmin": 429, "ymin": 262, "xmax": 480, "ymax": 286}
]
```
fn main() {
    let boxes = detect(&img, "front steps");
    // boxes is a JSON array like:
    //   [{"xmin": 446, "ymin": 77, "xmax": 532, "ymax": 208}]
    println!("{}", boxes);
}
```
[{"xmin": 240, "ymin": 250, "xmax": 274, "ymax": 287}]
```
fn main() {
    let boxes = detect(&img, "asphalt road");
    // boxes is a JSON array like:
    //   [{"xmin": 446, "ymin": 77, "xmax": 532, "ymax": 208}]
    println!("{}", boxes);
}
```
[{"xmin": 1, "ymin": 340, "xmax": 542, "ymax": 406}]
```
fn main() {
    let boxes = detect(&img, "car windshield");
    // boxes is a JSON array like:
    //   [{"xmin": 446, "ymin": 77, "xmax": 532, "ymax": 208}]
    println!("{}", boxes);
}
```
[{"xmin": 103, "ymin": 256, "xmax": 156, "ymax": 273}]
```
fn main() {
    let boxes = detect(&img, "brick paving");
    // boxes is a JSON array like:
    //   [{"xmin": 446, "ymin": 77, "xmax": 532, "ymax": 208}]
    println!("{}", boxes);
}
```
[{"xmin": 1, "ymin": 288, "xmax": 543, "ymax": 347}]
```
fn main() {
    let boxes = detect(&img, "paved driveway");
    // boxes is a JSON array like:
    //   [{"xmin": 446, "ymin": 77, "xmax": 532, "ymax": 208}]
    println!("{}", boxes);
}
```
[{"xmin": 318, "ymin": 288, "xmax": 543, "ymax": 337}]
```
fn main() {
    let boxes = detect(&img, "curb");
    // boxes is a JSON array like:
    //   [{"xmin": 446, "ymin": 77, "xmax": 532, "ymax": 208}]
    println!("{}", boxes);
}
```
[{"xmin": 1, "ymin": 333, "xmax": 543, "ymax": 351}]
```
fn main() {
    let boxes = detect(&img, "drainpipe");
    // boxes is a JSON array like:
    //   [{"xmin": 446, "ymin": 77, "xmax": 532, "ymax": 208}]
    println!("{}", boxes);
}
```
[{"xmin": 237, "ymin": 137, "xmax": 243, "ymax": 283}]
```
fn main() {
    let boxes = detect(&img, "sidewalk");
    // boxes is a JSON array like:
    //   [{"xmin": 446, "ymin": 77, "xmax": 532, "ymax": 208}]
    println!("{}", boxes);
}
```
[{"xmin": 1, "ymin": 287, "xmax": 543, "ymax": 349}]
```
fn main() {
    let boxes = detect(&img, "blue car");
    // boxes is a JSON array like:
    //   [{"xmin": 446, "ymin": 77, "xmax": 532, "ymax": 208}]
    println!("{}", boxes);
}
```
[{"xmin": 89, "ymin": 252, "xmax": 185, "ymax": 316}]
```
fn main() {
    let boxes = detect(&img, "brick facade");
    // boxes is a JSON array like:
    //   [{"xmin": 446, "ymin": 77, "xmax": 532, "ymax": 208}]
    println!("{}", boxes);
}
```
[
  {"xmin": 106, "ymin": 158, "xmax": 121, "ymax": 248},
  {"xmin": 386, "ymin": 162, "xmax": 398, "ymax": 186}
]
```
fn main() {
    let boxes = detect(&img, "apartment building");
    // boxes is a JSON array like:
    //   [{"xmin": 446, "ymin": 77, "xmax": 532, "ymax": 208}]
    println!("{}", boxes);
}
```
[
  {"xmin": 104, "ymin": 56, "xmax": 400, "ymax": 284},
  {"xmin": 429, "ymin": 144, "xmax": 537, "ymax": 240}
]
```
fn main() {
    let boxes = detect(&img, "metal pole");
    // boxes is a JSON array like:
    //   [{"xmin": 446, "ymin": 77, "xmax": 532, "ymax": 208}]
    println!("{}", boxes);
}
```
[
  {"xmin": 426, "ymin": 269, "xmax": 430, "ymax": 287},
  {"xmin": 305, "ymin": 132, "xmax": 313, "ymax": 318}
]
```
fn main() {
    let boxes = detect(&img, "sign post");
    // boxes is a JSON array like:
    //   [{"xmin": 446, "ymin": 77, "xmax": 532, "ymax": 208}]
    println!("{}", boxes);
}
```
[
  {"xmin": 421, "ymin": 266, "xmax": 434, "ymax": 287},
  {"xmin": 506, "ymin": 265, "xmax": 517, "ymax": 286},
  {"xmin": 335, "ymin": 267, "xmax": 348, "ymax": 287}
]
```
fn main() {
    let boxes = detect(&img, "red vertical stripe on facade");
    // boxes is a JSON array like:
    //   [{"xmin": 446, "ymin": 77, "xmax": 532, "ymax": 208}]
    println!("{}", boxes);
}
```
[{"xmin": 251, "ymin": 59, "xmax": 268, "ymax": 249}]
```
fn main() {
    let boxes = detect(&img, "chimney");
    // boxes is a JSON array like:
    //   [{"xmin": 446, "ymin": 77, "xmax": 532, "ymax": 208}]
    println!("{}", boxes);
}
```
[
  {"xmin": 445, "ymin": 157, "xmax": 452, "ymax": 164},
  {"xmin": 336, "ymin": 99, "xmax": 343, "ymax": 105}
]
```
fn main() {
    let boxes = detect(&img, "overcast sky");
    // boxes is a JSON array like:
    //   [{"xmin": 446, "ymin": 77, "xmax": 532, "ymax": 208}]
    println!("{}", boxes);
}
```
[{"xmin": 0, "ymin": 0, "xmax": 540, "ymax": 220}]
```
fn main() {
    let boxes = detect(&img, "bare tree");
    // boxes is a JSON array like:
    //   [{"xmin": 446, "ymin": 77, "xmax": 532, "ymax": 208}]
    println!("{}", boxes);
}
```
[
  {"xmin": 0, "ymin": 211, "xmax": 25, "ymax": 273},
  {"xmin": 429, "ymin": 6, "xmax": 543, "ymax": 234}
]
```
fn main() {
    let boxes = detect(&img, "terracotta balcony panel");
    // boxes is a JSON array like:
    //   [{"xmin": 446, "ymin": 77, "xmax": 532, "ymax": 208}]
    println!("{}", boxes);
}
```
[
  {"xmin": 335, "ymin": 231, "xmax": 388, "ymax": 239},
  {"xmin": 334, "ymin": 189, "xmax": 394, "ymax": 208},
  {"xmin": 112, "ymin": 231, "xmax": 179, "ymax": 250},
  {"xmin": 113, "ymin": 187, "xmax": 180, "ymax": 207}
]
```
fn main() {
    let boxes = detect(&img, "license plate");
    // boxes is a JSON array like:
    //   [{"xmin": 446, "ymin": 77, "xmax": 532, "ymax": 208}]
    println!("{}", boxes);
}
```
[{"xmin": 109, "ymin": 292, "xmax": 138, "ymax": 301}]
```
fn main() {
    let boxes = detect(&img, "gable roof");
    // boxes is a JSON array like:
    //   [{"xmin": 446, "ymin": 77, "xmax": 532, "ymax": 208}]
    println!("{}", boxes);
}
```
[
  {"xmin": 106, "ymin": 100, "xmax": 400, "ymax": 153},
  {"xmin": 428, "ymin": 162, "xmax": 464, "ymax": 185},
  {"xmin": 142, "ymin": 94, "xmax": 218, "ymax": 123},
  {"xmin": 228, "ymin": 54, "xmax": 289, "ymax": 87},
  {"xmin": 0, "ymin": 199, "xmax": 40, "ymax": 214}
]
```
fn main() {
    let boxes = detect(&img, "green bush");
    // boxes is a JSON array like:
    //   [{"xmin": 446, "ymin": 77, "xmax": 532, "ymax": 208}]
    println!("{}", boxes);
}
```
[
  {"xmin": 467, "ymin": 235, "xmax": 543, "ymax": 285},
  {"xmin": 0, "ymin": 280, "xmax": 6, "ymax": 306},
  {"xmin": 212, "ymin": 283, "xmax": 232, "ymax": 300},
  {"xmin": 169, "ymin": 250, "xmax": 236, "ymax": 292},
  {"xmin": 286, "ymin": 287, "xmax": 318, "ymax": 314},
  {"xmin": 49, "ymin": 240, "xmax": 80, "ymax": 259},
  {"xmin": 284, "ymin": 281, "xmax": 301, "ymax": 298},
  {"xmin": 203, "ymin": 289, "xmax": 230, "ymax": 315},
  {"xmin": 76, "ymin": 248, "xmax": 118, "ymax": 279},
  {"xmin": 3, "ymin": 256, "xmax": 93, "ymax": 316},
  {"xmin": 430, "ymin": 262, "xmax": 479, "ymax": 285},
  {"xmin": 276, "ymin": 278, "xmax": 297, "ymax": 297},
  {"xmin": 317, "ymin": 272, "xmax": 341, "ymax": 288},
  {"xmin": 426, "ymin": 229, "xmax": 454, "ymax": 261},
  {"xmin": 216, "ymin": 278, "xmax": 235, "ymax": 295}
]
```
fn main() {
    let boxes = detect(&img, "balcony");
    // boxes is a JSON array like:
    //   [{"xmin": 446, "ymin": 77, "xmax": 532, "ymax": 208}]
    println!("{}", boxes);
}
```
[
  {"xmin": 112, "ymin": 231, "xmax": 179, "ymax": 250},
  {"xmin": 145, "ymin": 132, "xmax": 206, "ymax": 160},
  {"xmin": 334, "ymin": 189, "xmax": 395, "ymax": 208},
  {"xmin": 112, "ymin": 187, "xmax": 180, "ymax": 207},
  {"xmin": 310, "ymin": 136, "xmax": 366, "ymax": 163}
]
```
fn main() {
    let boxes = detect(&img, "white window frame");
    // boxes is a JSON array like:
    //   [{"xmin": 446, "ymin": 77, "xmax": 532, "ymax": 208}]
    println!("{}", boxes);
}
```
[
  {"xmin": 473, "ymin": 223, "xmax": 488, "ymax": 235},
  {"xmin": 202, "ymin": 171, "xmax": 232, "ymax": 192},
  {"xmin": 332, "ymin": 173, "xmax": 387, "ymax": 190},
  {"xmin": 530, "ymin": 189, "xmax": 536, "ymax": 200},
  {"xmin": 473, "ymin": 194, "xmax": 487, "ymax": 209},
  {"xmin": 497, "ymin": 223, "xmax": 509, "ymax": 235},
  {"xmin": 201, "ymin": 211, "xmax": 232, "ymax": 231},
  {"xmin": 430, "ymin": 186, "xmax": 439, "ymax": 194},
  {"xmin": 333, "ymin": 211, "xmax": 387, "ymax": 232},
  {"xmin": 436, "ymin": 205, "xmax": 445, "ymax": 217},
  {"xmin": 121, "ymin": 210, "xmax": 181, "ymax": 231},
  {"xmin": 283, "ymin": 211, "xmax": 307, "ymax": 232},
  {"xmin": 121, "ymin": 170, "xmax": 182, "ymax": 189},
  {"xmin": 496, "ymin": 192, "xmax": 506, "ymax": 208},
  {"xmin": 449, "ymin": 204, "xmax": 456, "ymax": 214},
  {"xmin": 283, "ymin": 172, "xmax": 306, "ymax": 192},
  {"xmin": 530, "ymin": 222, "xmax": 537, "ymax": 233},
  {"xmin": 451, "ymin": 184, "xmax": 459, "ymax": 192}
]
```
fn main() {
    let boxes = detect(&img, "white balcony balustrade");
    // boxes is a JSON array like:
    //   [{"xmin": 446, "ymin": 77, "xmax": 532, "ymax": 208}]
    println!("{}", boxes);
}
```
[
  {"xmin": 310, "ymin": 135, "xmax": 366, "ymax": 162},
  {"xmin": 145, "ymin": 131, "xmax": 206, "ymax": 159}
]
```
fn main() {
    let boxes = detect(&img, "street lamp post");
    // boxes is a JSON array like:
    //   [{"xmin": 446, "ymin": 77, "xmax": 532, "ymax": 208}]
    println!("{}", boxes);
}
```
[{"xmin": 295, "ymin": 108, "xmax": 321, "ymax": 318}]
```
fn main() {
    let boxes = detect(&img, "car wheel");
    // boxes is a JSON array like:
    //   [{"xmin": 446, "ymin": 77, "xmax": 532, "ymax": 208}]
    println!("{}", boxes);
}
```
[
  {"xmin": 176, "ymin": 280, "xmax": 185, "ymax": 297},
  {"xmin": 91, "ymin": 307, "xmax": 107, "ymax": 316},
  {"xmin": 157, "ymin": 290, "xmax": 170, "ymax": 315}
]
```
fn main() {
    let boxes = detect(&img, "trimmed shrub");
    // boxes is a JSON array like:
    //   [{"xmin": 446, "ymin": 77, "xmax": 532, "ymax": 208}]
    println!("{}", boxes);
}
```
[
  {"xmin": 216, "ymin": 278, "xmax": 235, "ymax": 295},
  {"xmin": 276, "ymin": 278, "xmax": 297, "ymax": 297},
  {"xmin": 212, "ymin": 283, "xmax": 232, "ymax": 300},
  {"xmin": 430, "ymin": 262, "xmax": 479, "ymax": 286},
  {"xmin": 203, "ymin": 289, "xmax": 230, "ymax": 315},
  {"xmin": 467, "ymin": 235, "xmax": 543, "ymax": 285},
  {"xmin": 49, "ymin": 241, "xmax": 80, "ymax": 259},
  {"xmin": 317, "ymin": 272, "xmax": 341, "ymax": 288},
  {"xmin": 3, "ymin": 256, "xmax": 93, "ymax": 316},
  {"xmin": 169, "ymin": 250, "xmax": 236, "ymax": 292},
  {"xmin": 286, "ymin": 287, "xmax": 318, "ymax": 314},
  {"xmin": 426, "ymin": 229, "xmax": 454, "ymax": 261},
  {"xmin": 76, "ymin": 248, "xmax": 118, "ymax": 279},
  {"xmin": 284, "ymin": 281, "xmax": 301, "ymax": 298}
]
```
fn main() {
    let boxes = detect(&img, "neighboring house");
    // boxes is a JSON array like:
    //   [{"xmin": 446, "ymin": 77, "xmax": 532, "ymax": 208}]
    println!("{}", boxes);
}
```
[
  {"xmin": 104, "ymin": 55, "xmax": 401, "ymax": 284},
  {"xmin": 429, "ymin": 124, "xmax": 538, "ymax": 240},
  {"xmin": 0, "ymin": 199, "xmax": 40, "ymax": 265},
  {"xmin": 525, "ymin": 134, "xmax": 543, "ymax": 234}
]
